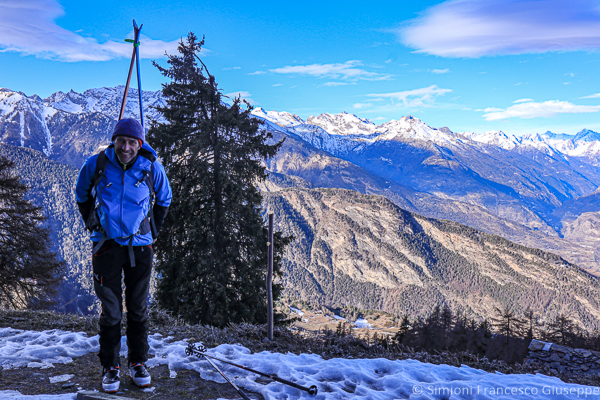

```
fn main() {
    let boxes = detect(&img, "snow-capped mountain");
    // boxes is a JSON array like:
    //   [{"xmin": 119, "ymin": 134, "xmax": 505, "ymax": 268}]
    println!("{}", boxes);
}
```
[
  {"xmin": 253, "ymin": 108, "xmax": 600, "ymax": 160},
  {"xmin": 41, "ymin": 86, "xmax": 165, "ymax": 122},
  {"xmin": 0, "ymin": 86, "xmax": 165, "ymax": 166},
  {"xmin": 251, "ymin": 108, "xmax": 600, "ymax": 249}
]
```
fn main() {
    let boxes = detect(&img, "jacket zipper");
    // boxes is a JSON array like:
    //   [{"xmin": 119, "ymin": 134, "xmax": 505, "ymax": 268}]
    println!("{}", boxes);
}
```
[{"xmin": 120, "ymin": 170, "xmax": 125, "ymax": 237}]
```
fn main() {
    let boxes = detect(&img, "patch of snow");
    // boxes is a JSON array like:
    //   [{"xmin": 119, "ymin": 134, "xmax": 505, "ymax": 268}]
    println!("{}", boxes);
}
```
[
  {"xmin": 290, "ymin": 307, "xmax": 304, "ymax": 316},
  {"xmin": 0, "ymin": 327, "xmax": 598, "ymax": 399},
  {"xmin": 354, "ymin": 318, "xmax": 373, "ymax": 329},
  {"xmin": 0, "ymin": 391, "xmax": 76, "ymax": 399},
  {"xmin": 48, "ymin": 374, "xmax": 73, "ymax": 384},
  {"xmin": 0, "ymin": 327, "xmax": 98, "ymax": 370}
]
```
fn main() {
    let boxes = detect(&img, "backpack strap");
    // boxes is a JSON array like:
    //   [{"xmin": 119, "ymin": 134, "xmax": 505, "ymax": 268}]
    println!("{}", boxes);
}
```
[
  {"xmin": 92, "ymin": 149, "xmax": 109, "ymax": 189},
  {"xmin": 146, "ymin": 162, "xmax": 157, "ymax": 238},
  {"xmin": 90, "ymin": 148, "xmax": 110, "ymax": 256}
]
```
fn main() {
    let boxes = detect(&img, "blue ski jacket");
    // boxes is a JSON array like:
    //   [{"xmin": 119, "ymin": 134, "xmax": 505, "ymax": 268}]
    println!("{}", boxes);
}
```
[{"xmin": 75, "ymin": 143, "xmax": 172, "ymax": 246}]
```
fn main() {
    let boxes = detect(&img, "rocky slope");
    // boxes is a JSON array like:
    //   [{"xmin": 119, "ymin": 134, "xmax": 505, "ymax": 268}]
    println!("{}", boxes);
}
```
[{"xmin": 264, "ymin": 187, "xmax": 600, "ymax": 329}]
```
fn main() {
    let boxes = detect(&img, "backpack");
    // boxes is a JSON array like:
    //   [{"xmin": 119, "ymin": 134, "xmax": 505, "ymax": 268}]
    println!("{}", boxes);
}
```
[{"xmin": 87, "ymin": 144, "xmax": 157, "ymax": 266}]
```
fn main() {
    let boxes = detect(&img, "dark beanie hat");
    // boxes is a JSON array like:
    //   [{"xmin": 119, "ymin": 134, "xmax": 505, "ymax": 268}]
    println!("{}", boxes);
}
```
[{"xmin": 112, "ymin": 118, "xmax": 144, "ymax": 145}]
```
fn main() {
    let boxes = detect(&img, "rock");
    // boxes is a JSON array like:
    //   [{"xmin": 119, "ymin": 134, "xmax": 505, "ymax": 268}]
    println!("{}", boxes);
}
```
[
  {"xmin": 551, "ymin": 344, "xmax": 569, "ymax": 353},
  {"xmin": 529, "ymin": 340, "xmax": 549, "ymax": 351},
  {"xmin": 62, "ymin": 383, "xmax": 75, "ymax": 389},
  {"xmin": 558, "ymin": 366, "xmax": 568, "ymax": 374},
  {"xmin": 549, "ymin": 353, "xmax": 562, "ymax": 362}
]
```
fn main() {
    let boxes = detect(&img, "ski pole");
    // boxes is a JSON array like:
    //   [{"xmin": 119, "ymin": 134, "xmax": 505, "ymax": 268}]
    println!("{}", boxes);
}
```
[
  {"xmin": 186, "ymin": 343, "xmax": 318, "ymax": 395},
  {"xmin": 133, "ymin": 20, "xmax": 144, "ymax": 129},
  {"xmin": 201, "ymin": 353, "xmax": 251, "ymax": 400},
  {"xmin": 119, "ymin": 20, "xmax": 143, "ymax": 120}
]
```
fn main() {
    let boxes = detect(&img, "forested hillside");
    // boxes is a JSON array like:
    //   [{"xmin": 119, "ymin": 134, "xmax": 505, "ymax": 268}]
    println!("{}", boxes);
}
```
[
  {"xmin": 0, "ymin": 143, "xmax": 95, "ymax": 313},
  {"xmin": 263, "ymin": 188, "xmax": 600, "ymax": 330}
]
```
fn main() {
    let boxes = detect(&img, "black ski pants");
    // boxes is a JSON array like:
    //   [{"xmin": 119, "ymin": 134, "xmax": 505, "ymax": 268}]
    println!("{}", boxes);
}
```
[{"xmin": 92, "ymin": 240, "xmax": 153, "ymax": 368}]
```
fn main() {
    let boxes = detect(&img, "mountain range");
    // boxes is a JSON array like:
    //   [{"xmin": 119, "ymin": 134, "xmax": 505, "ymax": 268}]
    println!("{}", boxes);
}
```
[
  {"xmin": 1, "ymin": 86, "xmax": 599, "ymax": 324},
  {"xmin": 252, "ymin": 108, "xmax": 600, "ymax": 274}
]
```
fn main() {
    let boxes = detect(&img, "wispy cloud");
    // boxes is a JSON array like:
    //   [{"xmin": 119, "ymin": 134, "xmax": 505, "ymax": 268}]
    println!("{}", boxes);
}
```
[
  {"xmin": 353, "ymin": 103, "xmax": 373, "ymax": 109},
  {"xmin": 269, "ymin": 60, "xmax": 392, "ymax": 82},
  {"xmin": 513, "ymin": 98, "xmax": 534, "ymax": 103},
  {"xmin": 223, "ymin": 67, "xmax": 241, "ymax": 71},
  {"xmin": 580, "ymin": 93, "xmax": 600, "ymax": 99},
  {"xmin": 248, "ymin": 71, "xmax": 267, "ymax": 75},
  {"xmin": 225, "ymin": 91, "xmax": 256, "ymax": 106},
  {"xmin": 0, "ymin": 0, "xmax": 181, "ymax": 61},
  {"xmin": 366, "ymin": 85, "xmax": 452, "ymax": 108},
  {"xmin": 322, "ymin": 82, "xmax": 353, "ymax": 87},
  {"xmin": 431, "ymin": 68, "xmax": 450, "ymax": 74},
  {"xmin": 398, "ymin": 0, "xmax": 600, "ymax": 57},
  {"xmin": 481, "ymin": 100, "xmax": 600, "ymax": 120},
  {"xmin": 272, "ymin": 83, "xmax": 283, "ymax": 87}
]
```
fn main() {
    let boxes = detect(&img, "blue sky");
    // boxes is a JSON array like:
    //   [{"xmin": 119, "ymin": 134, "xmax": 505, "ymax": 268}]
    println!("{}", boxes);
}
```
[{"xmin": 3, "ymin": 0, "xmax": 600, "ymax": 136}]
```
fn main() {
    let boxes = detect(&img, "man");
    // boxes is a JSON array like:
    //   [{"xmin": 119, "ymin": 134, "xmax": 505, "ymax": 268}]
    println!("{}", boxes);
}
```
[{"xmin": 75, "ymin": 118, "xmax": 172, "ymax": 393}]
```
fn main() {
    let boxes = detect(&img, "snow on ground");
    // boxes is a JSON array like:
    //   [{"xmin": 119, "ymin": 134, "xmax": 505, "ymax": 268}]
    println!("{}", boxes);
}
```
[
  {"xmin": 290, "ymin": 307, "xmax": 304, "ymax": 316},
  {"xmin": 353, "ymin": 318, "xmax": 373, "ymax": 329},
  {"xmin": 1, "ymin": 327, "xmax": 599, "ymax": 399}
]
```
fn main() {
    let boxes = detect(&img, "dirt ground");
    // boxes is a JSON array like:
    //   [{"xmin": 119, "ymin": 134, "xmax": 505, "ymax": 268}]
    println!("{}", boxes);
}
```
[{"xmin": 0, "ymin": 352, "xmax": 263, "ymax": 399}]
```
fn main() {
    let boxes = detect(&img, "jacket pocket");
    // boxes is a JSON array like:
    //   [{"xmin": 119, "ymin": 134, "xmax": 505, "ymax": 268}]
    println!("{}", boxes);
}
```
[{"xmin": 139, "ymin": 215, "xmax": 151, "ymax": 236}]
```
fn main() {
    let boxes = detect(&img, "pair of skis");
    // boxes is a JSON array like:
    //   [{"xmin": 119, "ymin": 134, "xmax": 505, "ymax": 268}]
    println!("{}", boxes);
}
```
[
  {"xmin": 186, "ymin": 343, "xmax": 318, "ymax": 398},
  {"xmin": 119, "ymin": 20, "xmax": 145, "ymax": 127}
]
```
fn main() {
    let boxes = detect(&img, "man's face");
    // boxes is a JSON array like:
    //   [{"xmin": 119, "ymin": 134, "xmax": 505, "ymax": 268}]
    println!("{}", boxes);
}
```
[{"xmin": 114, "ymin": 136, "xmax": 141, "ymax": 164}]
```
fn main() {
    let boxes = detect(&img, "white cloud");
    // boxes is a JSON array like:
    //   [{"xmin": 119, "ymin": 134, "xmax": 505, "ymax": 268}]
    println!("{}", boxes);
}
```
[
  {"xmin": 225, "ymin": 91, "xmax": 255, "ymax": 106},
  {"xmin": 431, "ymin": 68, "xmax": 450, "ymax": 74},
  {"xmin": 398, "ymin": 0, "xmax": 600, "ymax": 57},
  {"xmin": 248, "ymin": 71, "xmax": 267, "ymax": 75},
  {"xmin": 223, "ymin": 67, "xmax": 241, "ymax": 70},
  {"xmin": 481, "ymin": 100, "xmax": 600, "ymax": 120},
  {"xmin": 0, "ymin": 0, "xmax": 181, "ymax": 61},
  {"xmin": 322, "ymin": 82, "xmax": 353, "ymax": 87},
  {"xmin": 270, "ymin": 60, "xmax": 392, "ymax": 81},
  {"xmin": 367, "ymin": 85, "xmax": 452, "ymax": 108},
  {"xmin": 353, "ymin": 103, "xmax": 373, "ymax": 109},
  {"xmin": 513, "ymin": 98, "xmax": 534, "ymax": 104},
  {"xmin": 580, "ymin": 93, "xmax": 600, "ymax": 99},
  {"xmin": 272, "ymin": 83, "xmax": 283, "ymax": 87}
]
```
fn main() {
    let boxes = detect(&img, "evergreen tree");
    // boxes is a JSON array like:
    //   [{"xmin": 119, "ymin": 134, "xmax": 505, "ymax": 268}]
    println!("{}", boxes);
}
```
[
  {"xmin": 491, "ymin": 306, "xmax": 524, "ymax": 344},
  {"xmin": 0, "ymin": 156, "xmax": 65, "ymax": 308},
  {"xmin": 147, "ymin": 33, "xmax": 286, "ymax": 327},
  {"xmin": 393, "ymin": 314, "xmax": 411, "ymax": 344},
  {"xmin": 546, "ymin": 314, "xmax": 578, "ymax": 346}
]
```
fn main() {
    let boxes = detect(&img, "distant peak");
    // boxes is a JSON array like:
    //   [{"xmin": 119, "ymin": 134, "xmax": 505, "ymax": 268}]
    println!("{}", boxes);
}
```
[{"xmin": 574, "ymin": 129, "xmax": 600, "ymax": 142}]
